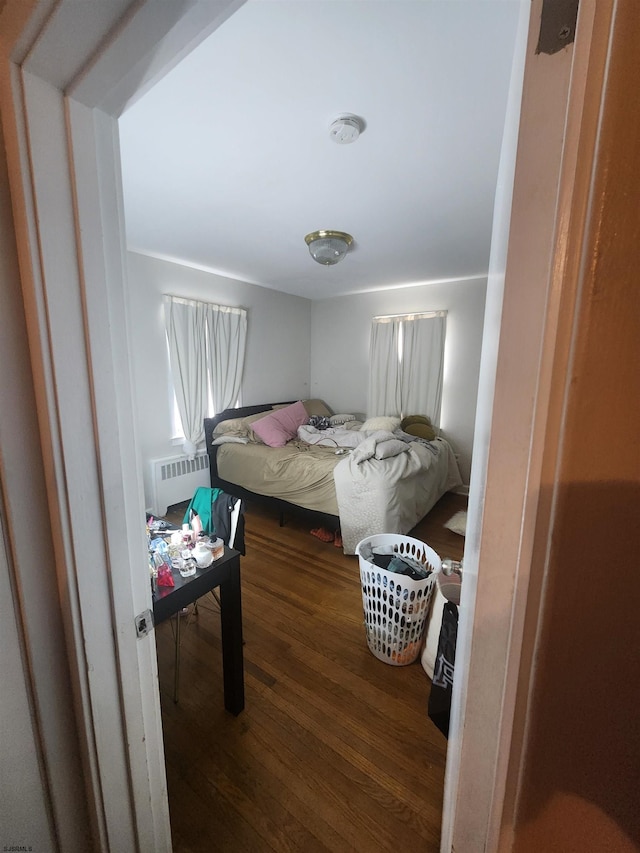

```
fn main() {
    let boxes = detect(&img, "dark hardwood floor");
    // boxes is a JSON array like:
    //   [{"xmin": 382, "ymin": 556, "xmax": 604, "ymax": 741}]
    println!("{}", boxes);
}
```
[{"xmin": 158, "ymin": 492, "xmax": 467, "ymax": 852}]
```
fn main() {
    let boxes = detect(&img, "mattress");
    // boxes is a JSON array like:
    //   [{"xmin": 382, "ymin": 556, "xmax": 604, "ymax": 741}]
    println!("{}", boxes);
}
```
[
  {"xmin": 215, "ymin": 434, "xmax": 462, "ymax": 554},
  {"xmin": 215, "ymin": 441, "xmax": 341, "ymax": 515}
]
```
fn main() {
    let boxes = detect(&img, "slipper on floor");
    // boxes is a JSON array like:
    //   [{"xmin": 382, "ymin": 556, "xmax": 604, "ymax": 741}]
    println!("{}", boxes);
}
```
[{"xmin": 310, "ymin": 527, "xmax": 334, "ymax": 543}]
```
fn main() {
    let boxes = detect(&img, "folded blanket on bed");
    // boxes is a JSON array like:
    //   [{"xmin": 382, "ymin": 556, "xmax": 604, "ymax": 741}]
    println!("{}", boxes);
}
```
[
  {"xmin": 350, "ymin": 431, "xmax": 409, "ymax": 463},
  {"xmin": 334, "ymin": 436, "xmax": 463, "ymax": 553},
  {"xmin": 393, "ymin": 428, "xmax": 439, "ymax": 454}
]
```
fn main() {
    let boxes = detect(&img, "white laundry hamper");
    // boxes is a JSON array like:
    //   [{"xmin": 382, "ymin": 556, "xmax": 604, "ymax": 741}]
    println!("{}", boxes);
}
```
[{"xmin": 356, "ymin": 534, "xmax": 440, "ymax": 666}]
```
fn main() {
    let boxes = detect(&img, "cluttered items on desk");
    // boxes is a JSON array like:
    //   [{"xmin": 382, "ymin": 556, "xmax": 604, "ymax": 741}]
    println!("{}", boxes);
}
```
[
  {"xmin": 146, "ymin": 514, "xmax": 178, "ymax": 534},
  {"xmin": 147, "ymin": 514, "xmax": 224, "ymax": 594}
]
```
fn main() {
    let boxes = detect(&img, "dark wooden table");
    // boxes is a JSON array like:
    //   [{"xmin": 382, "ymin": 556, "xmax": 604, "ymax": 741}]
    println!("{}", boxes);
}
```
[{"xmin": 152, "ymin": 546, "xmax": 244, "ymax": 715}]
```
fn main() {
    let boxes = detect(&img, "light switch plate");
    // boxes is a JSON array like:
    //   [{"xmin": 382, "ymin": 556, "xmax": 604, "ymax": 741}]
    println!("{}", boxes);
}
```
[{"xmin": 135, "ymin": 608, "xmax": 154, "ymax": 638}]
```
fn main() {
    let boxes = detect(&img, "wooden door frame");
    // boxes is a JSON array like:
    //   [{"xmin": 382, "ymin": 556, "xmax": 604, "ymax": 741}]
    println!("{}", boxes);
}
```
[
  {"xmin": 0, "ymin": 0, "xmax": 611, "ymax": 849},
  {"xmin": 443, "ymin": 2, "xmax": 613, "ymax": 849}
]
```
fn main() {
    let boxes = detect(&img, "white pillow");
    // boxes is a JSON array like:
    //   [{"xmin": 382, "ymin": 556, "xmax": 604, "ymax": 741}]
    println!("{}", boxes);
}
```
[
  {"xmin": 329, "ymin": 413, "xmax": 356, "ymax": 426},
  {"xmin": 213, "ymin": 410, "xmax": 271, "ymax": 436},
  {"xmin": 212, "ymin": 435, "xmax": 250, "ymax": 445},
  {"xmin": 360, "ymin": 416, "xmax": 401, "ymax": 432}
]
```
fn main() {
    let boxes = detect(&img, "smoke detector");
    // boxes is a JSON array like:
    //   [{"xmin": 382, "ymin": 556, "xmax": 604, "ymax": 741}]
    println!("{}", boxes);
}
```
[{"xmin": 329, "ymin": 114, "xmax": 363, "ymax": 144}]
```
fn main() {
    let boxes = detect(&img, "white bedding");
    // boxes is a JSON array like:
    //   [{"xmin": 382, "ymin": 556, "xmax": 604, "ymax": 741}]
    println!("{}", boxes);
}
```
[
  {"xmin": 333, "ymin": 436, "xmax": 462, "ymax": 554},
  {"xmin": 212, "ymin": 413, "xmax": 462, "ymax": 554},
  {"xmin": 296, "ymin": 423, "xmax": 365, "ymax": 449}
]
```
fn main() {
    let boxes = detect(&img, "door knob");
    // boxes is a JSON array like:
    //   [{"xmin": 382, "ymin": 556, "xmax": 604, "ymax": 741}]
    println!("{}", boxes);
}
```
[{"xmin": 441, "ymin": 558, "xmax": 463, "ymax": 578}]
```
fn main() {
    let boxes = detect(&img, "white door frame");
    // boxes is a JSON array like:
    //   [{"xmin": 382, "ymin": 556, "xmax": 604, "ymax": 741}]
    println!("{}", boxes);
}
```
[
  {"xmin": 0, "ymin": 1, "xmax": 245, "ymax": 849},
  {"xmin": 0, "ymin": 0, "xmax": 608, "ymax": 849}
]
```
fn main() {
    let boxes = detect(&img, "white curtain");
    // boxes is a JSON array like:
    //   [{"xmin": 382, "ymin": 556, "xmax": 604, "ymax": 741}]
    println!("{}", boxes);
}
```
[
  {"xmin": 164, "ymin": 296, "xmax": 208, "ymax": 456},
  {"xmin": 368, "ymin": 318, "xmax": 402, "ymax": 417},
  {"xmin": 205, "ymin": 304, "xmax": 247, "ymax": 414},
  {"xmin": 400, "ymin": 314, "xmax": 446, "ymax": 426},
  {"xmin": 164, "ymin": 296, "xmax": 247, "ymax": 456},
  {"xmin": 368, "ymin": 312, "xmax": 446, "ymax": 424}
]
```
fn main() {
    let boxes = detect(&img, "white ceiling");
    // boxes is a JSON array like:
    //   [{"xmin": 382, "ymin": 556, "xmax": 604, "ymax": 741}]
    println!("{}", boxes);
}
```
[{"xmin": 118, "ymin": 0, "xmax": 521, "ymax": 300}]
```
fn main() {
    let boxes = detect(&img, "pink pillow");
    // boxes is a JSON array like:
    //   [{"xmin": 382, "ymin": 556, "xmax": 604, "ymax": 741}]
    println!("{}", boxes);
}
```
[{"xmin": 251, "ymin": 400, "xmax": 309, "ymax": 447}]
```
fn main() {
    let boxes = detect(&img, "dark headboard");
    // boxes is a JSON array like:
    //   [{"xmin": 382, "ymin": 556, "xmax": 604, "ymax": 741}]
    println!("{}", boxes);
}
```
[{"xmin": 204, "ymin": 401, "xmax": 295, "ymax": 461}]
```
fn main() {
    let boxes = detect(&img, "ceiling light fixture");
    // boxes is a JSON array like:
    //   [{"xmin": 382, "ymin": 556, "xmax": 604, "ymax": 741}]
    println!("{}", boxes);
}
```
[{"xmin": 304, "ymin": 230, "xmax": 353, "ymax": 266}]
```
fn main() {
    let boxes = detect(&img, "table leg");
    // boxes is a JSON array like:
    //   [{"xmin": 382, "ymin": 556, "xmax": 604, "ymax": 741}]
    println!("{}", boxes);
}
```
[
  {"xmin": 218, "ymin": 564, "xmax": 245, "ymax": 715},
  {"xmin": 174, "ymin": 610, "xmax": 181, "ymax": 704}
]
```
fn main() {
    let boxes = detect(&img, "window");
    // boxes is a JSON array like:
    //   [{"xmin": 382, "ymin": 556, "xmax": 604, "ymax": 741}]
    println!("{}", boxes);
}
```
[
  {"xmin": 164, "ymin": 295, "xmax": 247, "ymax": 454},
  {"xmin": 368, "ymin": 311, "xmax": 446, "ymax": 424}
]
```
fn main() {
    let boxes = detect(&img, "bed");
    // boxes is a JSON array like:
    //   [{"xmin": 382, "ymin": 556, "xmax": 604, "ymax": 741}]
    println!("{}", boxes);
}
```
[{"xmin": 204, "ymin": 399, "xmax": 462, "ymax": 554}]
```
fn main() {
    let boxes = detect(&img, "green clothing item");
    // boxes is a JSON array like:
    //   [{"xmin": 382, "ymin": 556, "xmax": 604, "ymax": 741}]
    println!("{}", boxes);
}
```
[{"xmin": 183, "ymin": 486, "xmax": 222, "ymax": 536}]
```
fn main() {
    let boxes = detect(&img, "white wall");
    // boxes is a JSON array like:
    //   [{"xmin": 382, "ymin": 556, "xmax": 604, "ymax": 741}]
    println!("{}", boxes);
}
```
[
  {"xmin": 127, "ymin": 252, "xmax": 485, "ymax": 495},
  {"xmin": 0, "ymin": 515, "xmax": 54, "ymax": 850},
  {"xmin": 309, "ymin": 278, "xmax": 487, "ymax": 485},
  {"xmin": 0, "ymin": 111, "xmax": 91, "ymax": 849},
  {"xmin": 0, "ymin": 164, "xmax": 55, "ymax": 848},
  {"xmin": 126, "ymin": 252, "xmax": 312, "ymax": 502}
]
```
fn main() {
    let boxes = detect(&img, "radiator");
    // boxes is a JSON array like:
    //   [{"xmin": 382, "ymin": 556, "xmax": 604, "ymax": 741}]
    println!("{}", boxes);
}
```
[{"xmin": 148, "ymin": 451, "xmax": 210, "ymax": 517}]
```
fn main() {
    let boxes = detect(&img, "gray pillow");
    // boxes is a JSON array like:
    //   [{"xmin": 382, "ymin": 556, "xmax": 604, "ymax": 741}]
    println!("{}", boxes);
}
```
[{"xmin": 329, "ymin": 413, "xmax": 356, "ymax": 426}]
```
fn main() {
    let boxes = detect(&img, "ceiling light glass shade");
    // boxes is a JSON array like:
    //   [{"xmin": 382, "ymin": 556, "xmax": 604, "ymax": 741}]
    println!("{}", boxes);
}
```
[{"xmin": 304, "ymin": 230, "xmax": 353, "ymax": 265}]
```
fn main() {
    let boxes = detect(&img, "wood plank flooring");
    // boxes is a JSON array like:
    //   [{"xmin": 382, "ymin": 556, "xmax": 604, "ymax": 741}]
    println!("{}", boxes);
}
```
[{"xmin": 157, "ymin": 492, "xmax": 467, "ymax": 852}]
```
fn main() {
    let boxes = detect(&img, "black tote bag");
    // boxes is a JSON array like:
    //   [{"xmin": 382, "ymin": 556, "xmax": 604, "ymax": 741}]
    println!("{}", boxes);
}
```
[{"xmin": 428, "ymin": 601, "xmax": 459, "ymax": 738}]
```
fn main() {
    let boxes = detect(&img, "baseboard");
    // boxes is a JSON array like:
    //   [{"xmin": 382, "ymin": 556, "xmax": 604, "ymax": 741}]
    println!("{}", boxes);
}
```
[{"xmin": 453, "ymin": 484, "xmax": 470, "ymax": 496}]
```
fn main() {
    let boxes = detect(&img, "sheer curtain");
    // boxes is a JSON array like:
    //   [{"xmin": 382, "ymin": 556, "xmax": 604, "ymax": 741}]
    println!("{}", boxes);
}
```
[
  {"xmin": 164, "ymin": 296, "xmax": 247, "ymax": 456},
  {"xmin": 400, "ymin": 314, "xmax": 446, "ymax": 426},
  {"xmin": 368, "ymin": 312, "xmax": 446, "ymax": 424},
  {"xmin": 368, "ymin": 318, "xmax": 402, "ymax": 417},
  {"xmin": 164, "ymin": 296, "xmax": 208, "ymax": 456},
  {"xmin": 205, "ymin": 304, "xmax": 247, "ymax": 414}
]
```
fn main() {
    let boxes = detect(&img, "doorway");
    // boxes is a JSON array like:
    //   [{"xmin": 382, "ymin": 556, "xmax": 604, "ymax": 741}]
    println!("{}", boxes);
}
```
[{"xmin": 0, "ymin": 0, "xmax": 595, "ymax": 849}]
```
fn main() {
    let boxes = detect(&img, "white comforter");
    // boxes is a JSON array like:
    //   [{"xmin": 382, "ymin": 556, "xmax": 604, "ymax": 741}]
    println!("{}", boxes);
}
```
[
  {"xmin": 296, "ymin": 423, "xmax": 367, "ymax": 449},
  {"xmin": 216, "ymin": 419, "xmax": 462, "ymax": 554},
  {"xmin": 297, "ymin": 424, "xmax": 417, "ymax": 459},
  {"xmin": 332, "ymin": 436, "xmax": 462, "ymax": 554}
]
